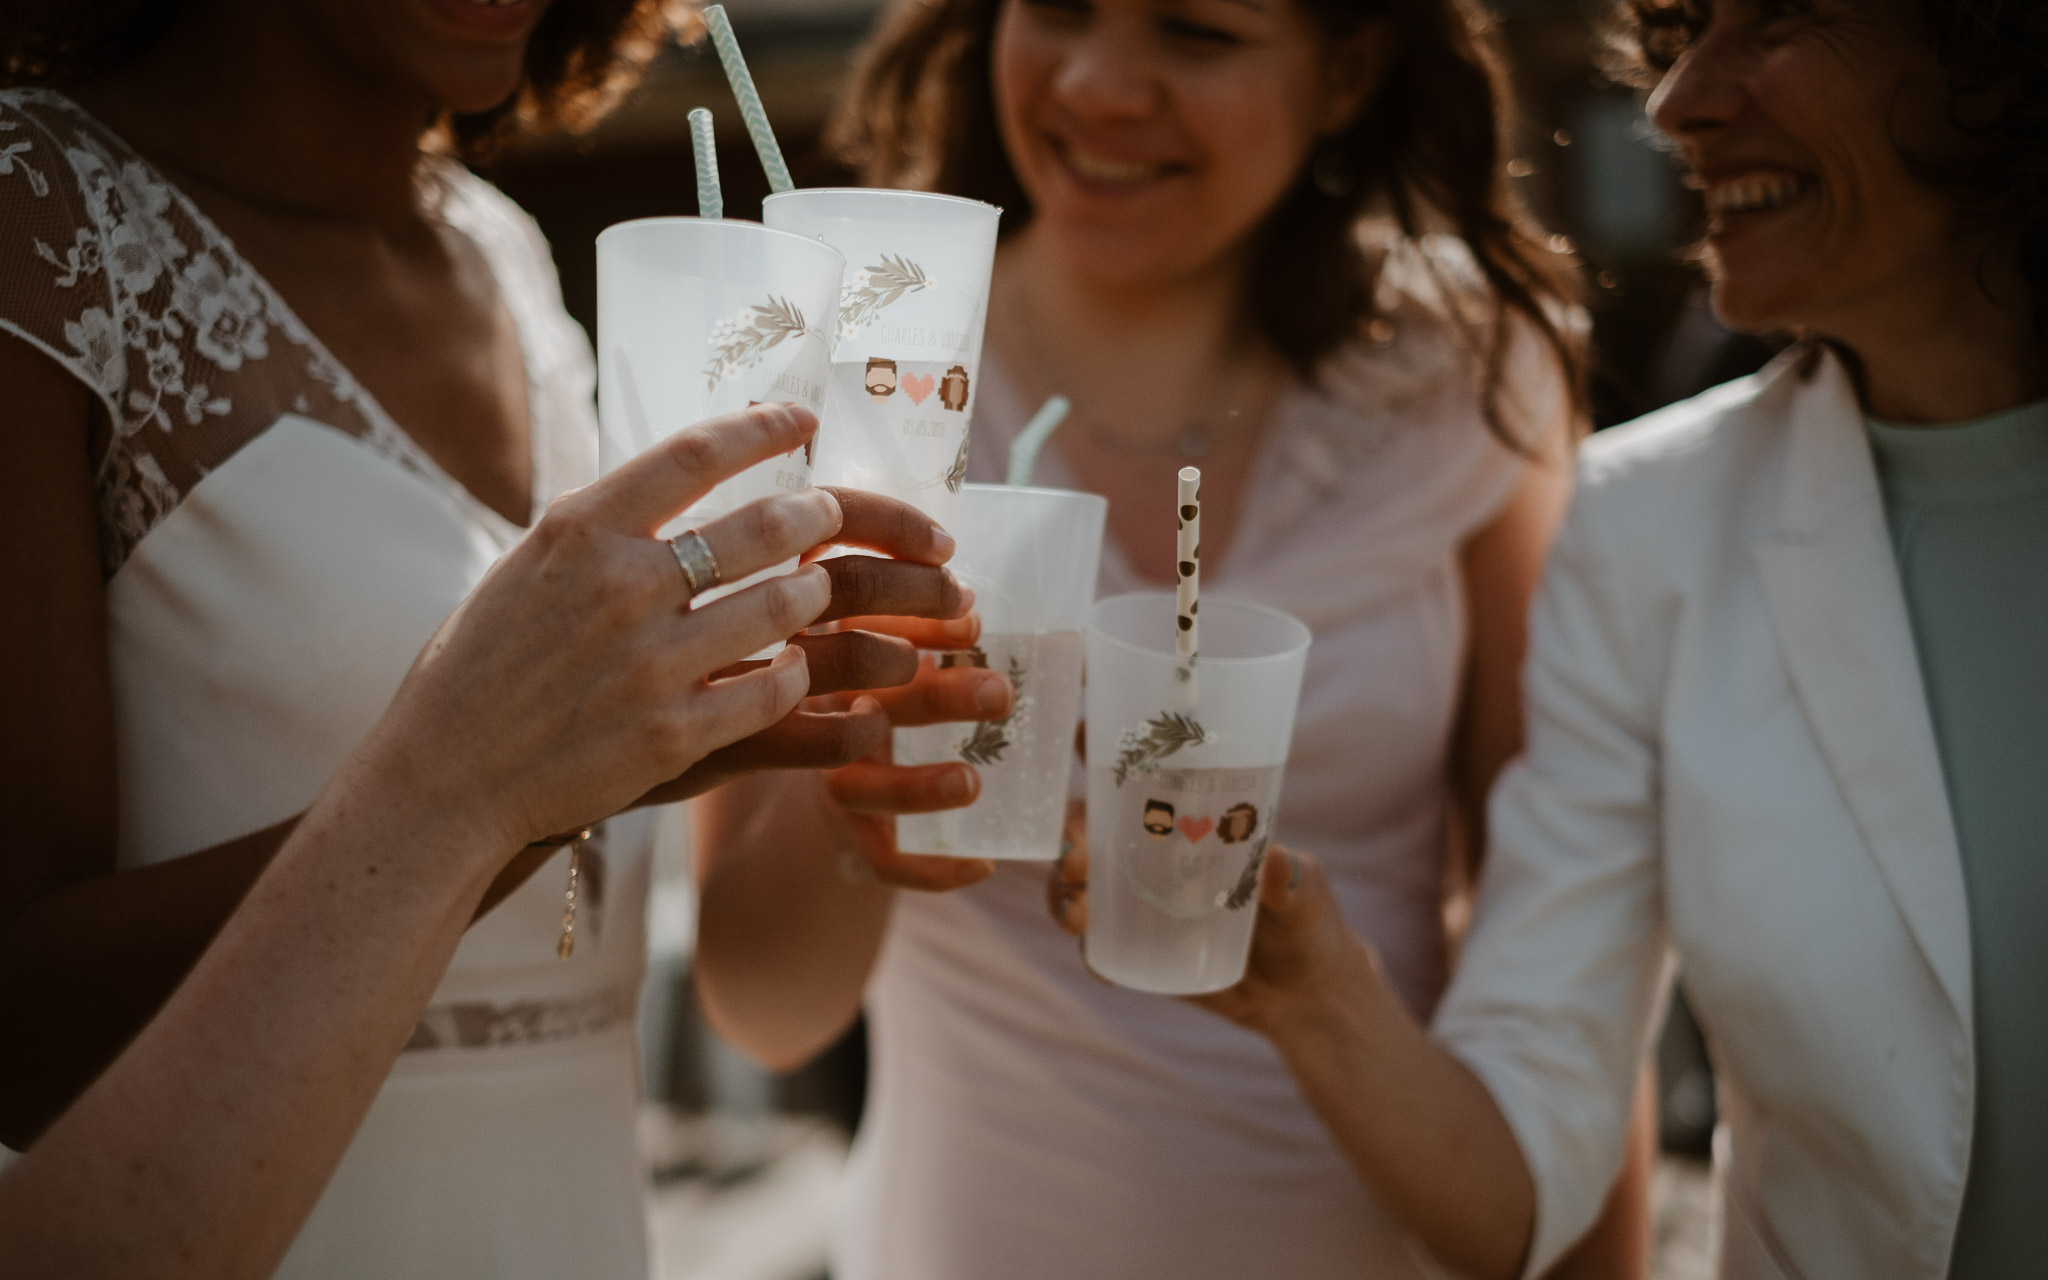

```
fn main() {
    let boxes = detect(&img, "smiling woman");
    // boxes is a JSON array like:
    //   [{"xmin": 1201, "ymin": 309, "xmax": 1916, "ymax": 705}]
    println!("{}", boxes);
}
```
[{"xmin": 1141, "ymin": 0, "xmax": 2046, "ymax": 1275}]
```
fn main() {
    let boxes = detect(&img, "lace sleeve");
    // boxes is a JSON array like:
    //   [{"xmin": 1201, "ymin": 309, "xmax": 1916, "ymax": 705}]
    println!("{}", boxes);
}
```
[{"xmin": 0, "ymin": 90, "xmax": 131, "ymax": 424}]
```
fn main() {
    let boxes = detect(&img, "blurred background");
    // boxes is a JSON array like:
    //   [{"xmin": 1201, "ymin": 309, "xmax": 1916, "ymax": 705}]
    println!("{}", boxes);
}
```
[{"xmin": 479, "ymin": 1, "xmax": 1766, "ymax": 1274}]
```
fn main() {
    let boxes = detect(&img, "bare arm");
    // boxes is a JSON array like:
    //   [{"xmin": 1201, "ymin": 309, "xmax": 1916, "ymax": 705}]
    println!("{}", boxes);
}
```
[
  {"xmin": 0, "ymin": 402, "xmax": 842, "ymax": 1279},
  {"xmin": 1201, "ymin": 851, "xmax": 1536, "ymax": 1278},
  {"xmin": 0, "ymin": 325, "xmax": 956, "ymax": 1141}
]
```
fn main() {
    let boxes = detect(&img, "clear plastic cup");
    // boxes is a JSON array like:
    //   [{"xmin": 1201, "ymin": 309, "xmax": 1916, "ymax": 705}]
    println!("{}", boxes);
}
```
[
  {"xmin": 761, "ymin": 189, "xmax": 1001, "ymax": 534},
  {"xmin": 895, "ymin": 484, "xmax": 1107, "ymax": 860},
  {"xmin": 1082, "ymin": 594, "xmax": 1311, "ymax": 995},
  {"xmin": 596, "ymin": 217, "xmax": 844, "ymax": 601}
]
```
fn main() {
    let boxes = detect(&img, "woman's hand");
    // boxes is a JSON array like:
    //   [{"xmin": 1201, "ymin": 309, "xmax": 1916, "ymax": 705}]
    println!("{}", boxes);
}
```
[
  {"xmin": 638, "ymin": 487, "xmax": 978, "ymax": 803},
  {"xmin": 353, "ymin": 403, "xmax": 842, "ymax": 854},
  {"xmin": 1046, "ymin": 833, "xmax": 1373, "ymax": 1031},
  {"xmin": 1185, "ymin": 847, "xmax": 1378, "ymax": 1036},
  {"xmin": 814, "ymin": 614, "xmax": 1016, "ymax": 891}
]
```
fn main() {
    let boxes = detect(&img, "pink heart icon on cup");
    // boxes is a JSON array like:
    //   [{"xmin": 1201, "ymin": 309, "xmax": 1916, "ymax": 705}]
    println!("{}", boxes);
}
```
[
  {"xmin": 1178, "ymin": 816, "xmax": 1215, "ymax": 843},
  {"xmin": 902, "ymin": 373, "xmax": 936, "ymax": 405}
]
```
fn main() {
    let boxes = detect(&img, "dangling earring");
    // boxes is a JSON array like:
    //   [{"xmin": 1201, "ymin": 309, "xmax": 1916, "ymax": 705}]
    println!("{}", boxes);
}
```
[{"xmin": 1311, "ymin": 138, "xmax": 1355, "ymax": 198}]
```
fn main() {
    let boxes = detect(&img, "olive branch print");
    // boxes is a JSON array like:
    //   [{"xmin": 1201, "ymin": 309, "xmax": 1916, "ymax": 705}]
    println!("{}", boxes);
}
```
[
  {"xmin": 704, "ymin": 296, "xmax": 808, "ymax": 390},
  {"xmin": 1224, "ymin": 838, "xmax": 1268, "ymax": 911},
  {"xmin": 958, "ymin": 655, "xmax": 1026, "ymax": 767},
  {"xmin": 837, "ymin": 255, "xmax": 931, "ymax": 338},
  {"xmin": 1112, "ymin": 712, "xmax": 1214, "ymax": 786},
  {"xmin": 943, "ymin": 429, "xmax": 971, "ymax": 494}
]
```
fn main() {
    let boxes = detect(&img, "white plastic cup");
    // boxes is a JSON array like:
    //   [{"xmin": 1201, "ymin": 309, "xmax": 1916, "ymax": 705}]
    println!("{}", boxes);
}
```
[
  {"xmin": 596, "ymin": 218, "xmax": 844, "ymax": 596},
  {"xmin": 761, "ymin": 189, "xmax": 1001, "ymax": 534},
  {"xmin": 1082, "ymin": 594, "xmax": 1311, "ymax": 995},
  {"xmin": 895, "ymin": 484, "xmax": 1107, "ymax": 860}
]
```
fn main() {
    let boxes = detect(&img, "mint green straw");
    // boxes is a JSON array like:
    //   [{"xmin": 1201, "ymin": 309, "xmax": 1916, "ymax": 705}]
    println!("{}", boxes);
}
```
[
  {"xmin": 701, "ymin": 5, "xmax": 792, "ymax": 194},
  {"xmin": 689, "ymin": 108, "xmax": 722, "ymax": 219},
  {"xmin": 1006, "ymin": 395, "xmax": 1071, "ymax": 486}
]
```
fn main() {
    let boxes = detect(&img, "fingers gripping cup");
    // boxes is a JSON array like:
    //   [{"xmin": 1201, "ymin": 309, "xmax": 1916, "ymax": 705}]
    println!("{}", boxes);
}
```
[
  {"xmin": 1083, "ymin": 594, "xmax": 1311, "ymax": 995},
  {"xmin": 895, "ymin": 484, "xmax": 1107, "ymax": 860},
  {"xmin": 596, "ymin": 218, "xmax": 844, "ymax": 598},
  {"xmin": 761, "ymin": 190, "xmax": 1001, "ymax": 535}
]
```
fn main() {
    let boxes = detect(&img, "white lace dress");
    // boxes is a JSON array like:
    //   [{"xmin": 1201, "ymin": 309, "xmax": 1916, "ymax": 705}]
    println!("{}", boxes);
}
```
[{"xmin": 0, "ymin": 90, "xmax": 654, "ymax": 1279}]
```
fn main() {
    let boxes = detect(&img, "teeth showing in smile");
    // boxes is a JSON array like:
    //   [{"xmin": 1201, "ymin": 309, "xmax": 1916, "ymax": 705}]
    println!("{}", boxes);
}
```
[
  {"xmin": 1705, "ymin": 173, "xmax": 1809, "ymax": 216},
  {"xmin": 1064, "ymin": 149, "xmax": 1168, "ymax": 184}
]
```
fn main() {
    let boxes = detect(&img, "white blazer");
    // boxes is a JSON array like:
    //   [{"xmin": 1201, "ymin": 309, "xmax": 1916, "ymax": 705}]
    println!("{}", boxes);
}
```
[{"xmin": 1435, "ymin": 348, "xmax": 1974, "ymax": 1279}]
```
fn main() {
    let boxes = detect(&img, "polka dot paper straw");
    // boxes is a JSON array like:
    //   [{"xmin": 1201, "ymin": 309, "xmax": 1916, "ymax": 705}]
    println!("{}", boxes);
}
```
[
  {"xmin": 1175, "ymin": 466, "xmax": 1200, "ymax": 694},
  {"xmin": 689, "ymin": 108, "xmax": 722, "ymax": 220}
]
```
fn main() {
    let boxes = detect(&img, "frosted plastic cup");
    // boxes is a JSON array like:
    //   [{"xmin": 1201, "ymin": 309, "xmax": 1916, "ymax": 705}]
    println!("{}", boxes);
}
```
[
  {"xmin": 761, "ymin": 189, "xmax": 1001, "ymax": 535},
  {"xmin": 895, "ymin": 484, "xmax": 1107, "ymax": 860},
  {"xmin": 1082, "ymin": 594, "xmax": 1311, "ymax": 995},
  {"xmin": 596, "ymin": 217, "xmax": 844, "ymax": 604}
]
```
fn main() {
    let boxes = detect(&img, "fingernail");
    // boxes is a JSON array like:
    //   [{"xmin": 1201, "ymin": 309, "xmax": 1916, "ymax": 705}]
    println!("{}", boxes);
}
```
[
  {"xmin": 931, "ymin": 526, "xmax": 957, "ymax": 560},
  {"xmin": 975, "ymin": 673, "xmax": 1009, "ymax": 715},
  {"xmin": 953, "ymin": 578, "xmax": 975, "ymax": 613},
  {"xmin": 958, "ymin": 859, "xmax": 994, "ymax": 886},
  {"xmin": 851, "ymin": 695, "xmax": 882, "ymax": 715},
  {"xmin": 939, "ymin": 767, "xmax": 975, "ymax": 802},
  {"xmin": 1286, "ymin": 852, "xmax": 1301, "ymax": 891}
]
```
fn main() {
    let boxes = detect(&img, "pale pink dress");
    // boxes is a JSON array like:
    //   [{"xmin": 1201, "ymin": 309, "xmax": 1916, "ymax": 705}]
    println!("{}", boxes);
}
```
[{"xmin": 833, "ymin": 241, "xmax": 1572, "ymax": 1279}]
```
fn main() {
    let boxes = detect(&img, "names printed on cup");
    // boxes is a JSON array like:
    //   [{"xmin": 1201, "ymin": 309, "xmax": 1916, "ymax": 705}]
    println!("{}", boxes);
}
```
[
  {"xmin": 874, "ymin": 323, "xmax": 970, "ymax": 354},
  {"xmin": 770, "ymin": 369, "xmax": 823, "ymax": 404}
]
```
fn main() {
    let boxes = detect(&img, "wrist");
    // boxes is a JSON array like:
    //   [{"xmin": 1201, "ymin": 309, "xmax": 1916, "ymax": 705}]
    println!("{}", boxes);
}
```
[
  {"xmin": 326, "ymin": 721, "xmax": 525, "ymax": 889},
  {"xmin": 1259, "ymin": 936, "xmax": 1390, "ymax": 1062}
]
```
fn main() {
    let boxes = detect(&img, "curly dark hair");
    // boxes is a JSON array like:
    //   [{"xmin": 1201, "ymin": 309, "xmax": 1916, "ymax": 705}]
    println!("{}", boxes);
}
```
[
  {"xmin": 0, "ymin": 0, "xmax": 692, "ymax": 161},
  {"xmin": 829, "ymin": 0, "xmax": 1589, "ymax": 449},
  {"xmin": 1615, "ymin": 0, "xmax": 2047, "ymax": 348}
]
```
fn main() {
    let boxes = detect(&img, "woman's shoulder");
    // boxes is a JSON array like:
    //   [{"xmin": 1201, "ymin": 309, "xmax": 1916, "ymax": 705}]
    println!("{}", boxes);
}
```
[
  {"xmin": 1313, "ymin": 232, "xmax": 1575, "ymax": 449},
  {"xmin": 432, "ymin": 161, "xmax": 565, "ymax": 299},
  {"xmin": 1576, "ymin": 350, "xmax": 1803, "ymax": 511}
]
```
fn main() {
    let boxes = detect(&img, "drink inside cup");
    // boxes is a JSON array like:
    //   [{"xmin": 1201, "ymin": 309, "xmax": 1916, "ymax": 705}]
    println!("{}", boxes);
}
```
[
  {"xmin": 895, "ymin": 484, "xmax": 1107, "ymax": 860},
  {"xmin": 596, "ymin": 217, "xmax": 844, "ymax": 601},
  {"xmin": 761, "ymin": 189, "xmax": 1001, "ymax": 535},
  {"xmin": 1082, "ymin": 593, "xmax": 1311, "ymax": 995}
]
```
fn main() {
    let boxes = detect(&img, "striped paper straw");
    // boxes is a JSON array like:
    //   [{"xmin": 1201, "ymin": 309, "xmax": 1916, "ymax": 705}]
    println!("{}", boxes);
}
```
[
  {"xmin": 701, "ymin": 5, "xmax": 793, "ymax": 194},
  {"xmin": 1175, "ymin": 466, "xmax": 1200, "ymax": 692},
  {"xmin": 689, "ymin": 108, "xmax": 722, "ymax": 219}
]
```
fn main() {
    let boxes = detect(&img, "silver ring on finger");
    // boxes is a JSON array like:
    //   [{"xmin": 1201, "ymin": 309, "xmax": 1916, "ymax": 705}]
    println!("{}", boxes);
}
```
[{"xmin": 668, "ymin": 529, "xmax": 722, "ymax": 600}]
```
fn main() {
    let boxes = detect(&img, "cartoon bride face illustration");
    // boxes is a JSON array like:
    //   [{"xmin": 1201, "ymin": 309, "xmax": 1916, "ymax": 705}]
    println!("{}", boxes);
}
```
[
  {"xmin": 865, "ymin": 356, "xmax": 898, "ymax": 400},
  {"xmin": 1217, "ymin": 802, "xmax": 1259, "ymax": 844},
  {"xmin": 939, "ymin": 364, "xmax": 970, "ymax": 412},
  {"xmin": 1143, "ymin": 799, "xmax": 1175, "ymax": 839}
]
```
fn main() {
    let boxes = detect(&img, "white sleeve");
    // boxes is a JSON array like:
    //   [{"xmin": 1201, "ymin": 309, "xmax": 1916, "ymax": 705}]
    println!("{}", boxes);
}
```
[{"xmin": 1431, "ymin": 464, "xmax": 1673, "ymax": 1277}]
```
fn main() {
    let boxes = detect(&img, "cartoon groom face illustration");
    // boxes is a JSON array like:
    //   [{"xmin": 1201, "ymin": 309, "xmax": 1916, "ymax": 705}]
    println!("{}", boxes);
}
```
[
  {"xmin": 865, "ymin": 356, "xmax": 898, "ymax": 400},
  {"xmin": 1142, "ymin": 800, "xmax": 1175, "ymax": 838}
]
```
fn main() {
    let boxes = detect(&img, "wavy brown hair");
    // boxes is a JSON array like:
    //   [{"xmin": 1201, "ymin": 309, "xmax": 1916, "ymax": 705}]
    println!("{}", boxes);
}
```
[
  {"xmin": 831, "ymin": 0, "xmax": 1589, "ymax": 446},
  {"xmin": 1616, "ymin": 0, "xmax": 2047, "ymax": 350},
  {"xmin": 0, "ymin": 0, "xmax": 692, "ymax": 161}
]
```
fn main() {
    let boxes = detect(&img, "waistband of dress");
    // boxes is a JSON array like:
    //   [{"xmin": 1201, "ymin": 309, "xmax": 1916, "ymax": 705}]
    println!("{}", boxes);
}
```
[{"xmin": 402, "ymin": 980, "xmax": 637, "ymax": 1054}]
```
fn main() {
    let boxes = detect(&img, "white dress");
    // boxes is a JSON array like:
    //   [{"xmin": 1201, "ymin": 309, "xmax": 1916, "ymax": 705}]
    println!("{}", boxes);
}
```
[
  {"xmin": 0, "ymin": 90, "xmax": 653, "ymax": 1279},
  {"xmin": 834, "ymin": 242, "xmax": 1571, "ymax": 1280}
]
